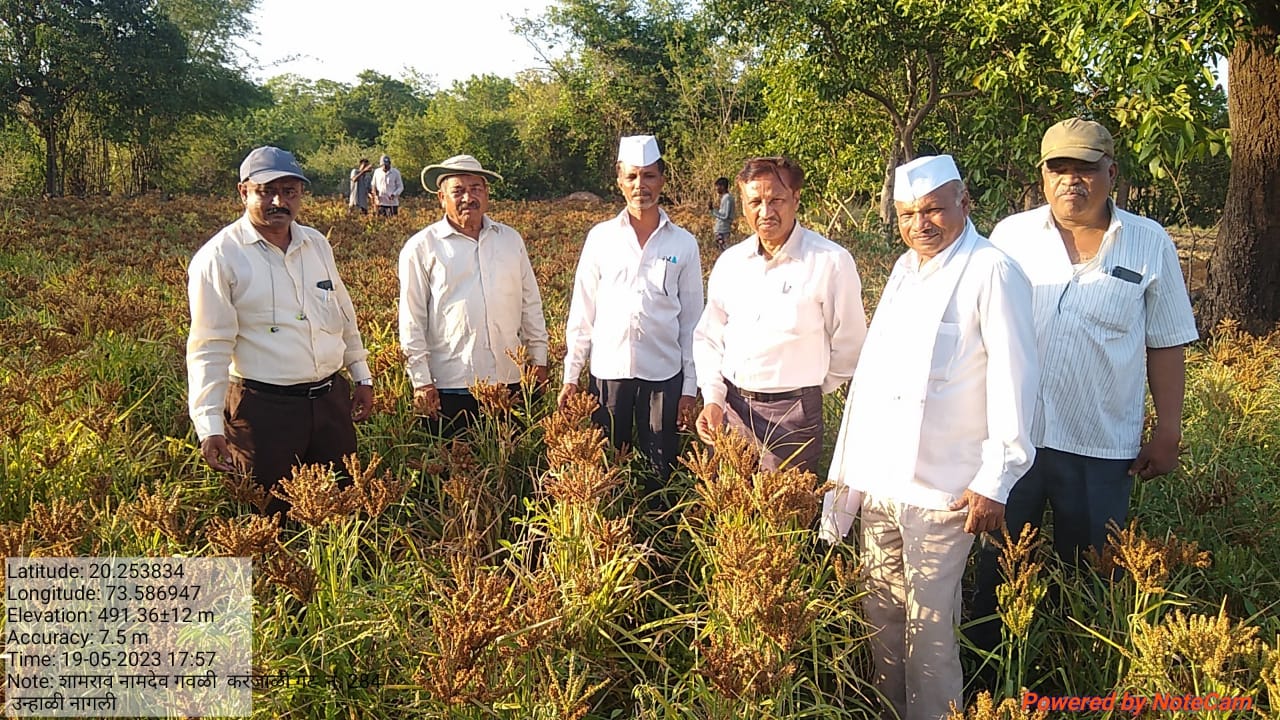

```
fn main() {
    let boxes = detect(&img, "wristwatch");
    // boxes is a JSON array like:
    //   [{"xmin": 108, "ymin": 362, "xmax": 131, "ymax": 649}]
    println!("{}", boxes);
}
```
[{"xmin": 356, "ymin": 378, "xmax": 374, "ymax": 387}]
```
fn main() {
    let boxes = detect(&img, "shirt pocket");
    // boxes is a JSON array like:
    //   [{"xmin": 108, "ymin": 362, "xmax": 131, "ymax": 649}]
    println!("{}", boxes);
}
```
[
  {"xmin": 1076, "ymin": 272, "xmax": 1142, "ymax": 335},
  {"xmin": 309, "ymin": 286, "xmax": 345, "ymax": 334},
  {"xmin": 929, "ymin": 322, "xmax": 961, "ymax": 381},
  {"xmin": 644, "ymin": 258, "xmax": 671, "ymax": 297}
]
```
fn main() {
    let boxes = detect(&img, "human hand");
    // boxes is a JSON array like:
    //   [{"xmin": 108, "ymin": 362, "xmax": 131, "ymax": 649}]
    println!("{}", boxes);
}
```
[
  {"xmin": 1129, "ymin": 425, "xmax": 1181, "ymax": 479},
  {"xmin": 949, "ymin": 489, "xmax": 1005, "ymax": 535},
  {"xmin": 695, "ymin": 403, "xmax": 726, "ymax": 445},
  {"xmin": 533, "ymin": 365, "xmax": 549, "ymax": 389},
  {"xmin": 677, "ymin": 395, "xmax": 698, "ymax": 431},
  {"xmin": 413, "ymin": 385, "xmax": 441, "ymax": 417},
  {"xmin": 557, "ymin": 383, "xmax": 577, "ymax": 409},
  {"xmin": 351, "ymin": 384, "xmax": 373, "ymax": 422},
  {"xmin": 200, "ymin": 435, "xmax": 235, "ymax": 473}
]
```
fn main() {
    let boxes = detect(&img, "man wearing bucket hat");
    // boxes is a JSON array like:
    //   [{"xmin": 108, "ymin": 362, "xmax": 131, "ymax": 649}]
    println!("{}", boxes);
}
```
[
  {"xmin": 187, "ymin": 146, "xmax": 374, "ymax": 516},
  {"xmin": 399, "ymin": 154, "xmax": 549, "ymax": 436},
  {"xmin": 820, "ymin": 155, "xmax": 1037, "ymax": 720},
  {"xmin": 559, "ymin": 135, "xmax": 703, "ymax": 504},
  {"xmin": 970, "ymin": 119, "xmax": 1199, "ymax": 653},
  {"xmin": 372, "ymin": 154, "xmax": 403, "ymax": 216},
  {"xmin": 692, "ymin": 156, "xmax": 867, "ymax": 475}
]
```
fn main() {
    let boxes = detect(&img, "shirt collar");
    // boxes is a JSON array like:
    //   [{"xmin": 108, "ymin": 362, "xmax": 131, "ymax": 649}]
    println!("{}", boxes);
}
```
[
  {"xmin": 612, "ymin": 207, "xmax": 671, "ymax": 232},
  {"xmin": 1041, "ymin": 199, "xmax": 1122, "ymax": 235},
  {"xmin": 435, "ymin": 214, "xmax": 493, "ymax": 240},
  {"xmin": 235, "ymin": 214, "xmax": 302, "ymax": 249},
  {"xmin": 905, "ymin": 220, "xmax": 971, "ymax": 278},
  {"xmin": 753, "ymin": 221, "xmax": 805, "ymax": 261}
]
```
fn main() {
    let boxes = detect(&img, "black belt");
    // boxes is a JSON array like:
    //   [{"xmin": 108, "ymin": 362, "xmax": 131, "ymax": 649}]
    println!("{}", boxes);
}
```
[
  {"xmin": 238, "ymin": 374, "xmax": 337, "ymax": 399},
  {"xmin": 728, "ymin": 382, "xmax": 815, "ymax": 402}
]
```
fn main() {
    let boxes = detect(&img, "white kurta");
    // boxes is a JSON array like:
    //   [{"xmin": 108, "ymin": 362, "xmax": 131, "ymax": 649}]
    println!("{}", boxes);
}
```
[{"xmin": 821, "ymin": 223, "xmax": 1038, "ymax": 541}]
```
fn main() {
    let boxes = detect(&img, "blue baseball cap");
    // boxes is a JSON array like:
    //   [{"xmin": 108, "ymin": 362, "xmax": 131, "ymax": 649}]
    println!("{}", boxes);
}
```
[{"xmin": 240, "ymin": 146, "xmax": 309, "ymax": 184}]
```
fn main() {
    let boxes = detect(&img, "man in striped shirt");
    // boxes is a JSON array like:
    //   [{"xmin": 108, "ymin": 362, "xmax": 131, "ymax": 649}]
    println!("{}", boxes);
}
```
[{"xmin": 971, "ymin": 118, "xmax": 1199, "ymax": 651}]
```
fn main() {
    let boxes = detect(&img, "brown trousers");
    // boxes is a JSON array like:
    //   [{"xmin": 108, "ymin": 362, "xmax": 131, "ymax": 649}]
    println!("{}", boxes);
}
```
[{"xmin": 224, "ymin": 375, "xmax": 357, "ymax": 515}]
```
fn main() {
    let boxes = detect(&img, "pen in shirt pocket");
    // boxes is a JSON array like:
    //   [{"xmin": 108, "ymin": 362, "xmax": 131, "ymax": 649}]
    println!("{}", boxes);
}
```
[{"xmin": 317, "ymin": 279, "xmax": 334, "ymax": 300}]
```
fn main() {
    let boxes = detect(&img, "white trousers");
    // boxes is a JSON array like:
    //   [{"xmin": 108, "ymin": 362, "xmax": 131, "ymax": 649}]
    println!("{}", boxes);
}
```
[{"xmin": 861, "ymin": 494, "xmax": 974, "ymax": 720}]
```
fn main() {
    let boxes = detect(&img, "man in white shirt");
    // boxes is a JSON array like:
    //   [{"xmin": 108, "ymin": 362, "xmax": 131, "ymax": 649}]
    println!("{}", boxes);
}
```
[
  {"xmin": 693, "ymin": 156, "xmax": 867, "ymax": 475},
  {"xmin": 971, "ymin": 119, "xmax": 1199, "ymax": 653},
  {"xmin": 372, "ymin": 154, "xmax": 403, "ymax": 217},
  {"xmin": 559, "ymin": 135, "xmax": 703, "ymax": 502},
  {"xmin": 400, "ymin": 154, "xmax": 549, "ymax": 437},
  {"xmin": 187, "ymin": 146, "xmax": 374, "ymax": 516},
  {"xmin": 820, "ymin": 155, "xmax": 1038, "ymax": 720}
]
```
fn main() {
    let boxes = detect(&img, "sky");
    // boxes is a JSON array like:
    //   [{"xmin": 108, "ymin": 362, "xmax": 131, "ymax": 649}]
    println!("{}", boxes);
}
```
[{"xmin": 246, "ymin": 0, "xmax": 558, "ymax": 89}]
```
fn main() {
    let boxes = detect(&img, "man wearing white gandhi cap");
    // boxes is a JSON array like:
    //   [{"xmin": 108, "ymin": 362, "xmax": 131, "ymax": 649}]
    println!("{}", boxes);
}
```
[
  {"xmin": 819, "ymin": 154, "xmax": 1038, "ymax": 720},
  {"xmin": 560, "ymin": 135, "xmax": 703, "ymax": 507}
]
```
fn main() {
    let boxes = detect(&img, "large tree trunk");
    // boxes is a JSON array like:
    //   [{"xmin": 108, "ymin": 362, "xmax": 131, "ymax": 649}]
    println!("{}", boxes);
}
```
[{"xmin": 1200, "ymin": 5, "xmax": 1280, "ymax": 335}]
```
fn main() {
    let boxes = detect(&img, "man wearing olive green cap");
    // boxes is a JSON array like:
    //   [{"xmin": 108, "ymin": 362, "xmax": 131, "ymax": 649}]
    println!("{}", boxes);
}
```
[{"xmin": 970, "ymin": 118, "xmax": 1199, "ymax": 654}]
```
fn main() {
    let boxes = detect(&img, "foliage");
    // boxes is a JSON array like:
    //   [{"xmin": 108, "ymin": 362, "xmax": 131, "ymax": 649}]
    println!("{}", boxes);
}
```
[{"xmin": 1, "ymin": 196, "xmax": 1278, "ymax": 718}]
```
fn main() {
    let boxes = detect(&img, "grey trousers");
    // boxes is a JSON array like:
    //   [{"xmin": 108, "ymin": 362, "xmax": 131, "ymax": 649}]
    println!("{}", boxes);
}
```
[{"xmin": 724, "ymin": 383, "xmax": 823, "ymax": 475}]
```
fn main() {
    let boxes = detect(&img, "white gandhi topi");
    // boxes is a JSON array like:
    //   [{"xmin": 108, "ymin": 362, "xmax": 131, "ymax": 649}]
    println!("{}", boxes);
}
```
[
  {"xmin": 618, "ymin": 135, "xmax": 662, "ymax": 166},
  {"xmin": 894, "ymin": 154, "xmax": 962, "ymax": 202}
]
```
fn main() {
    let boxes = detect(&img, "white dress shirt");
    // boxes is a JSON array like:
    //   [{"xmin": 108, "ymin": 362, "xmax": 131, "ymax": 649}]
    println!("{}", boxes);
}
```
[
  {"xmin": 187, "ymin": 216, "xmax": 371, "ymax": 440},
  {"xmin": 372, "ymin": 167, "xmax": 403, "ymax": 206},
  {"xmin": 398, "ymin": 216, "xmax": 549, "ymax": 389},
  {"xmin": 562, "ymin": 209, "xmax": 703, "ymax": 395},
  {"xmin": 822, "ymin": 225, "xmax": 1038, "ymax": 538},
  {"xmin": 989, "ymin": 203, "xmax": 1198, "ymax": 459},
  {"xmin": 693, "ymin": 222, "xmax": 867, "ymax": 407}
]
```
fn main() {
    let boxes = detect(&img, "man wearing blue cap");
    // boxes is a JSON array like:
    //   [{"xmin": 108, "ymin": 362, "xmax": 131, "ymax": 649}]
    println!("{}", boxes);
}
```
[
  {"xmin": 559, "ymin": 135, "xmax": 703, "ymax": 504},
  {"xmin": 187, "ymin": 146, "xmax": 374, "ymax": 516},
  {"xmin": 820, "ymin": 155, "xmax": 1038, "ymax": 720}
]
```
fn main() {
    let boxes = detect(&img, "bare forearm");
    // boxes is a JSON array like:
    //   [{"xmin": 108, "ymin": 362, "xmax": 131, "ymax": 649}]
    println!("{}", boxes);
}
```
[{"xmin": 1147, "ymin": 345, "xmax": 1186, "ymax": 433}]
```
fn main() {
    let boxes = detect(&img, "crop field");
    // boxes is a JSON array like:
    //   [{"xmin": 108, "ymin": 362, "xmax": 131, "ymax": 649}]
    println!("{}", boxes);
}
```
[{"xmin": 1, "ymin": 195, "xmax": 1278, "ymax": 718}]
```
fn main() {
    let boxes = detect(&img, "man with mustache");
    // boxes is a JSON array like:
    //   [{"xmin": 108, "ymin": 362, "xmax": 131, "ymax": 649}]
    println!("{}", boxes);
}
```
[
  {"xmin": 559, "ymin": 135, "xmax": 703, "ymax": 507},
  {"xmin": 970, "ymin": 119, "xmax": 1199, "ymax": 652},
  {"xmin": 820, "ymin": 155, "xmax": 1037, "ymax": 720},
  {"xmin": 693, "ymin": 156, "xmax": 867, "ymax": 474},
  {"xmin": 400, "ymin": 154, "xmax": 549, "ymax": 437},
  {"xmin": 187, "ymin": 146, "xmax": 374, "ymax": 516}
]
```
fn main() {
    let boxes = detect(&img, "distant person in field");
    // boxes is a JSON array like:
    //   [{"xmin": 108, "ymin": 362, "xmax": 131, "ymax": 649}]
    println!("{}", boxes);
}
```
[
  {"xmin": 819, "ymin": 155, "xmax": 1038, "ymax": 720},
  {"xmin": 559, "ymin": 135, "xmax": 704, "ymax": 504},
  {"xmin": 348, "ymin": 158, "xmax": 373, "ymax": 215},
  {"xmin": 709, "ymin": 176, "xmax": 735, "ymax": 249},
  {"xmin": 186, "ymin": 146, "xmax": 374, "ymax": 516},
  {"xmin": 692, "ymin": 156, "xmax": 868, "ymax": 475},
  {"xmin": 399, "ymin": 154, "xmax": 549, "ymax": 437},
  {"xmin": 969, "ymin": 118, "xmax": 1199, "ymax": 653},
  {"xmin": 372, "ymin": 154, "xmax": 403, "ymax": 217}
]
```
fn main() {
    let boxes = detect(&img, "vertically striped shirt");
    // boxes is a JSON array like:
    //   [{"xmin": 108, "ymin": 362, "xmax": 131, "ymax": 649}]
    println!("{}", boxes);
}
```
[{"xmin": 989, "ymin": 203, "xmax": 1198, "ymax": 460}]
